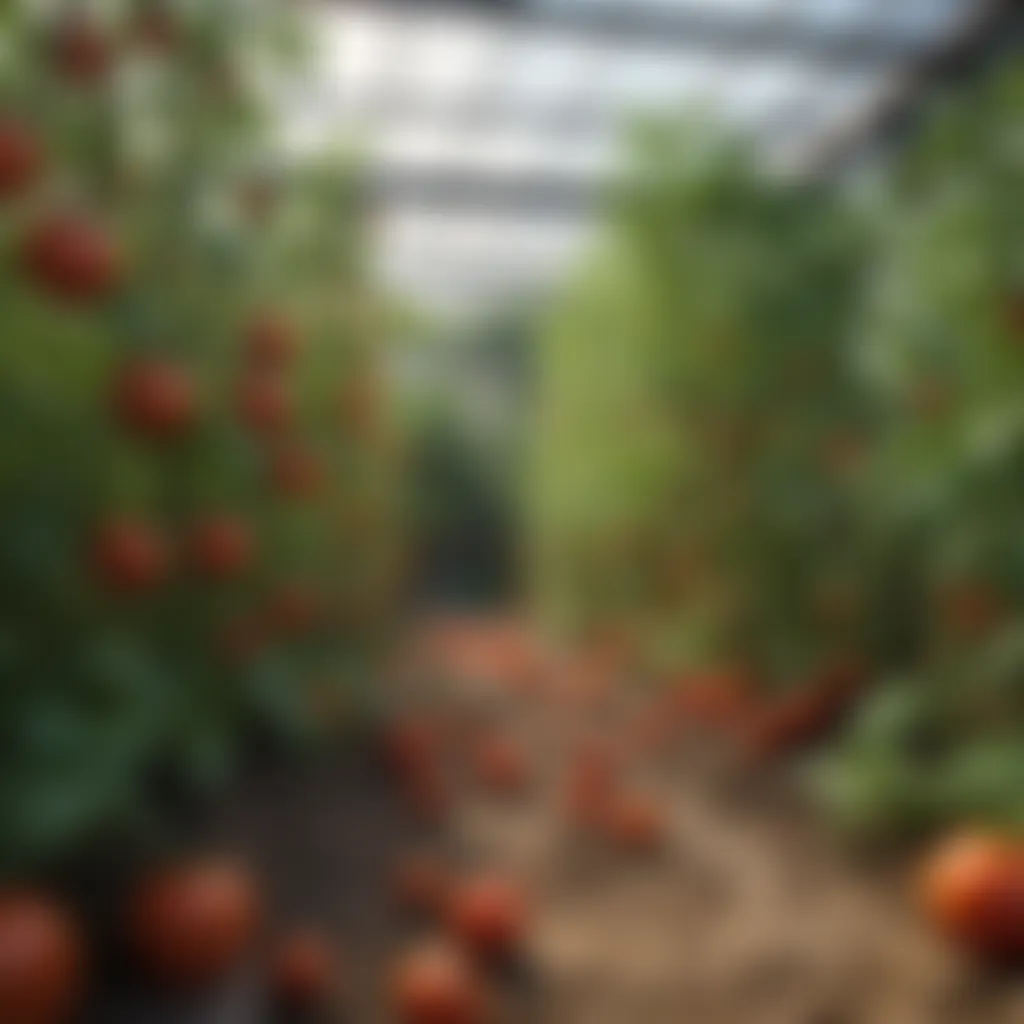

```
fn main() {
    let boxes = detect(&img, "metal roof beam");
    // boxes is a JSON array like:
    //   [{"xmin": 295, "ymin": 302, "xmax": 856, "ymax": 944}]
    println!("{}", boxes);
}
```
[{"xmin": 352, "ymin": 0, "xmax": 934, "ymax": 69}]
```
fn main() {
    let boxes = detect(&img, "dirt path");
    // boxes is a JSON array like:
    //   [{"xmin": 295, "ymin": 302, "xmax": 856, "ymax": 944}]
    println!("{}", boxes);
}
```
[{"xmin": 95, "ymin": 622, "xmax": 1024, "ymax": 1022}]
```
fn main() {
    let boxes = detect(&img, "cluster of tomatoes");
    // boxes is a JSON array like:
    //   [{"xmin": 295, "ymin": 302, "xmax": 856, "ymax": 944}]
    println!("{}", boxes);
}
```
[
  {"xmin": 0, "ymin": 845, "xmax": 528, "ymax": 1023},
  {"xmin": 654, "ymin": 660, "xmax": 868, "ymax": 762},
  {"xmin": 0, "ymin": 6, "xmax": 384, "ymax": 669},
  {"xmin": 0, "ymin": 858, "xmax": 341, "ymax": 1022}
]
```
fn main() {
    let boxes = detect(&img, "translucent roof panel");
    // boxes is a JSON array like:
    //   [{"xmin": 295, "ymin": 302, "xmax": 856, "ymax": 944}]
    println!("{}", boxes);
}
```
[{"xmin": 292, "ymin": 0, "xmax": 985, "ymax": 309}]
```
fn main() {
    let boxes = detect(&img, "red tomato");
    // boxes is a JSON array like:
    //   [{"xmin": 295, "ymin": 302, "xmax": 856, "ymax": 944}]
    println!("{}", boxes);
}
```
[
  {"xmin": 393, "ymin": 854, "xmax": 450, "ymax": 919},
  {"xmin": 603, "ymin": 792, "xmax": 668, "ymax": 854},
  {"xmin": 471, "ymin": 735, "xmax": 531, "ymax": 797},
  {"xmin": 447, "ymin": 877, "xmax": 529, "ymax": 962},
  {"xmin": 112, "ymin": 359, "xmax": 195, "ymax": 441},
  {"xmin": 392, "ymin": 942, "xmax": 486, "ymax": 1024},
  {"xmin": 0, "ymin": 891, "xmax": 84, "ymax": 1024},
  {"xmin": 127, "ymin": 859, "xmax": 262, "ymax": 989},
  {"xmin": 90, "ymin": 517, "xmax": 171, "ymax": 594},
  {"xmin": 742, "ymin": 660, "xmax": 866, "ymax": 758},
  {"xmin": 22, "ymin": 212, "xmax": 122, "ymax": 304},
  {"xmin": 270, "ymin": 928, "xmax": 339, "ymax": 1011},
  {"xmin": 919, "ymin": 833, "xmax": 1024, "ymax": 959},
  {"xmin": 244, "ymin": 313, "xmax": 300, "ymax": 370},
  {"xmin": 671, "ymin": 671, "xmax": 755, "ymax": 730},
  {"xmin": 382, "ymin": 719, "xmax": 440, "ymax": 779},
  {"xmin": 50, "ymin": 15, "xmax": 113, "ymax": 86},
  {"xmin": 269, "ymin": 445, "xmax": 323, "ymax": 499},
  {"xmin": 0, "ymin": 116, "xmax": 43, "ymax": 200},
  {"xmin": 187, "ymin": 515, "xmax": 253, "ymax": 580},
  {"xmin": 565, "ymin": 739, "xmax": 619, "ymax": 830},
  {"xmin": 236, "ymin": 374, "xmax": 292, "ymax": 435}
]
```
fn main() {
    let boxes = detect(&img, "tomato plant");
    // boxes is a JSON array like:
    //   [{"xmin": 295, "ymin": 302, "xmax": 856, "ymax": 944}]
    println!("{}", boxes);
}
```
[{"xmin": 0, "ymin": 0, "xmax": 405, "ymax": 878}]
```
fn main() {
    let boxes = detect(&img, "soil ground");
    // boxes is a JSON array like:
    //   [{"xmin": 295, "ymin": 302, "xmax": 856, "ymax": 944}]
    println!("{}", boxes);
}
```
[{"xmin": 91, "ymin": 620, "xmax": 1024, "ymax": 1023}]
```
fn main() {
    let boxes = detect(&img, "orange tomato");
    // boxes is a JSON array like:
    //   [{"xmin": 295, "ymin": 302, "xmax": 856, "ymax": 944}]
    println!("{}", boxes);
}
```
[
  {"xmin": 392, "ymin": 942, "xmax": 486, "ymax": 1024},
  {"xmin": 603, "ymin": 792, "xmax": 668, "ymax": 854},
  {"xmin": 919, "ymin": 833, "xmax": 1024, "ymax": 959},
  {"xmin": 446, "ymin": 876, "xmax": 529, "ymax": 962}
]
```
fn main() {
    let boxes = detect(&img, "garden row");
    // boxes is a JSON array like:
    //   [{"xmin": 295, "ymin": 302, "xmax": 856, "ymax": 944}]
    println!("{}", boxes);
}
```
[
  {"xmin": 532, "ymin": 65, "xmax": 1024, "ymax": 847},
  {"xmin": 0, "ymin": 0, "xmax": 403, "ymax": 880}
]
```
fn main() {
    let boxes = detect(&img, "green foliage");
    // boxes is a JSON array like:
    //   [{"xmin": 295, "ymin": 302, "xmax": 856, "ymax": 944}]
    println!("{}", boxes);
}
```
[
  {"xmin": 819, "ymin": 60, "xmax": 1024, "ymax": 835},
  {"xmin": 0, "ymin": 0, "xmax": 402, "ymax": 876},
  {"xmin": 535, "ymin": 65, "xmax": 1024, "ymax": 836},
  {"xmin": 532, "ymin": 123, "xmax": 870, "ymax": 682}
]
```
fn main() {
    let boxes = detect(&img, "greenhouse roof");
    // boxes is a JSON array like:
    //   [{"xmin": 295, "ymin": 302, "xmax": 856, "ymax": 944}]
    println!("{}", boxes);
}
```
[{"xmin": 292, "ymin": 0, "xmax": 998, "ymax": 308}]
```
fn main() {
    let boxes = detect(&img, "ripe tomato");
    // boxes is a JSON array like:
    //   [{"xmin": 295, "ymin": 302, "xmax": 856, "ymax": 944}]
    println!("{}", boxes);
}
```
[
  {"xmin": 270, "ymin": 928, "xmax": 339, "ymax": 1011},
  {"xmin": 742, "ymin": 660, "xmax": 866, "ymax": 758},
  {"xmin": 393, "ymin": 854, "xmax": 450, "ymax": 919},
  {"xmin": 244, "ymin": 313, "xmax": 300, "ymax": 370},
  {"xmin": 471, "ymin": 735, "xmax": 531, "ymax": 797},
  {"xmin": 381, "ymin": 718, "xmax": 441, "ymax": 780},
  {"xmin": 112, "ymin": 358, "xmax": 195, "ymax": 441},
  {"xmin": 90, "ymin": 517, "xmax": 171, "ymax": 594},
  {"xmin": 919, "ymin": 833, "xmax": 1024, "ymax": 959},
  {"xmin": 565, "ymin": 739, "xmax": 619, "ymax": 830},
  {"xmin": 0, "ymin": 116, "xmax": 43, "ymax": 200},
  {"xmin": 670, "ymin": 671, "xmax": 756, "ymax": 731},
  {"xmin": 446, "ymin": 876, "xmax": 529, "ymax": 962},
  {"xmin": 127, "ymin": 858, "xmax": 262, "ymax": 989},
  {"xmin": 22, "ymin": 212, "xmax": 122, "ymax": 304},
  {"xmin": 392, "ymin": 942, "xmax": 486, "ymax": 1024},
  {"xmin": 236, "ymin": 373, "xmax": 292, "ymax": 435},
  {"xmin": 603, "ymin": 792, "xmax": 668, "ymax": 854},
  {"xmin": 0, "ymin": 891, "xmax": 84, "ymax": 1024},
  {"xmin": 187, "ymin": 514, "xmax": 253, "ymax": 580},
  {"xmin": 269, "ymin": 445, "xmax": 323, "ymax": 499},
  {"xmin": 50, "ymin": 15, "xmax": 113, "ymax": 86}
]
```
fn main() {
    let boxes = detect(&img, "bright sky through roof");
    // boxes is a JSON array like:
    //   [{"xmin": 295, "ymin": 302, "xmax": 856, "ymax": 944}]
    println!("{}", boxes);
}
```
[{"xmin": 290, "ymin": 0, "xmax": 977, "ymax": 310}]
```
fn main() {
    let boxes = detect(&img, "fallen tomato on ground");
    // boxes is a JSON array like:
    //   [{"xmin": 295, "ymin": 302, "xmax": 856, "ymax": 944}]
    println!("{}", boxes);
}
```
[
  {"xmin": 918, "ymin": 832, "xmax": 1024, "ymax": 960},
  {"xmin": 0, "ymin": 891, "xmax": 84, "ymax": 1024},
  {"xmin": 126, "ymin": 858, "xmax": 262, "ymax": 989}
]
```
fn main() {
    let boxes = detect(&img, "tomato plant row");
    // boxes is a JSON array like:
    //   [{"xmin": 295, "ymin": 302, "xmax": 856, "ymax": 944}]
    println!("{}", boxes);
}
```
[
  {"xmin": 532, "ymin": 62, "xmax": 1024, "ymax": 838},
  {"xmin": 0, "ymin": 0, "xmax": 404, "ymax": 875}
]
